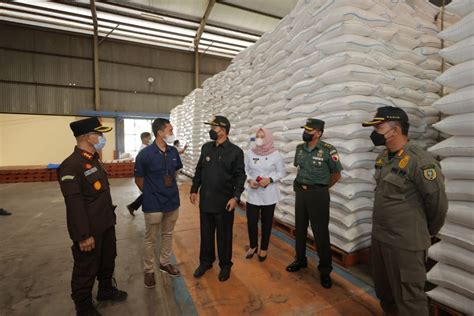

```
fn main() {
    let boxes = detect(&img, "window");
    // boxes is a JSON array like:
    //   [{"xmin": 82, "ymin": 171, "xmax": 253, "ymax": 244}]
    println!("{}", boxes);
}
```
[{"xmin": 124, "ymin": 118, "xmax": 153, "ymax": 157}]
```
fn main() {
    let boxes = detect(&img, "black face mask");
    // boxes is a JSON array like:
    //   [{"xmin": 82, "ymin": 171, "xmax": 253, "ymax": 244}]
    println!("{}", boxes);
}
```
[
  {"xmin": 209, "ymin": 129, "xmax": 218, "ymax": 141},
  {"xmin": 302, "ymin": 131, "xmax": 314, "ymax": 142},
  {"xmin": 370, "ymin": 129, "xmax": 395, "ymax": 146}
]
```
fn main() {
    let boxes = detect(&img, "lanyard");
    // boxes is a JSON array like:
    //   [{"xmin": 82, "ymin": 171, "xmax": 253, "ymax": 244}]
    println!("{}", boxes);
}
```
[{"xmin": 158, "ymin": 147, "xmax": 169, "ymax": 176}]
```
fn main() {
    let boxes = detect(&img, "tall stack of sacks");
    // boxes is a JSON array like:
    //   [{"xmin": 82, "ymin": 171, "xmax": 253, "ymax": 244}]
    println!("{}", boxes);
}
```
[
  {"xmin": 245, "ymin": 0, "xmax": 446, "ymax": 253},
  {"xmin": 173, "ymin": 0, "xmax": 447, "ymax": 253},
  {"xmin": 170, "ymin": 103, "xmax": 186, "ymax": 148},
  {"xmin": 426, "ymin": 1, "xmax": 474, "ymax": 314},
  {"xmin": 170, "ymin": 89, "xmax": 207, "ymax": 177}
]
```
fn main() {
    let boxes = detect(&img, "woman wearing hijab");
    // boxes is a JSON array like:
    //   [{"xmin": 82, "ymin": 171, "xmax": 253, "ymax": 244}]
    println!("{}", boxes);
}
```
[{"xmin": 244, "ymin": 128, "xmax": 286, "ymax": 261}]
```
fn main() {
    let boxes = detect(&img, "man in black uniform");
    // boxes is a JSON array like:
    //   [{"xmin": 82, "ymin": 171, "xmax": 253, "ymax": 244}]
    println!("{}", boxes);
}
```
[
  {"xmin": 58, "ymin": 117, "xmax": 127, "ymax": 316},
  {"xmin": 190, "ymin": 116, "xmax": 246, "ymax": 282}
]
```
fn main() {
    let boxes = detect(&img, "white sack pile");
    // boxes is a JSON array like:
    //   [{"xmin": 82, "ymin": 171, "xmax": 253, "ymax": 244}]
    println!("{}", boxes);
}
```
[
  {"xmin": 427, "ymin": 1, "xmax": 474, "ymax": 314},
  {"xmin": 171, "ymin": 0, "xmax": 448, "ymax": 253}
]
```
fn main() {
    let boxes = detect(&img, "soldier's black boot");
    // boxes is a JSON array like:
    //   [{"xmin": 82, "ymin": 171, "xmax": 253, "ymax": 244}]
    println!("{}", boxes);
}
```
[
  {"xmin": 77, "ymin": 306, "xmax": 101, "ymax": 316},
  {"xmin": 286, "ymin": 258, "xmax": 308, "ymax": 272},
  {"xmin": 97, "ymin": 278, "xmax": 128, "ymax": 302}
]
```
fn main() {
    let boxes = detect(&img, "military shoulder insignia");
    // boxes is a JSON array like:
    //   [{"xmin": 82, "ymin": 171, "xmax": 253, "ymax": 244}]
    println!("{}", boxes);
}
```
[
  {"xmin": 331, "ymin": 153, "xmax": 340, "ymax": 162},
  {"xmin": 423, "ymin": 167, "xmax": 437, "ymax": 181},
  {"xmin": 375, "ymin": 159, "xmax": 383, "ymax": 167},
  {"xmin": 61, "ymin": 175, "xmax": 75, "ymax": 181},
  {"xmin": 399, "ymin": 155, "xmax": 410, "ymax": 169},
  {"xmin": 81, "ymin": 151, "xmax": 93, "ymax": 160},
  {"xmin": 323, "ymin": 143, "xmax": 333, "ymax": 149}
]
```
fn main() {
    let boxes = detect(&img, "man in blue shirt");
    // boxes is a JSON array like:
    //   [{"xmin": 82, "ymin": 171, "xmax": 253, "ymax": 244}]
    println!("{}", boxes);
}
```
[{"xmin": 134, "ymin": 118, "xmax": 183, "ymax": 289}]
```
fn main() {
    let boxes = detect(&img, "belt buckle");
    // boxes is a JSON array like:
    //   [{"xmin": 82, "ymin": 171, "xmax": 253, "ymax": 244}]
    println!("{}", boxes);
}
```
[{"xmin": 301, "ymin": 185, "xmax": 308, "ymax": 190}]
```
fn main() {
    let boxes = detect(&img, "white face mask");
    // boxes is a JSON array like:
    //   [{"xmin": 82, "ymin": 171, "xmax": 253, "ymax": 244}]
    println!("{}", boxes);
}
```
[
  {"xmin": 255, "ymin": 138, "xmax": 265, "ymax": 147},
  {"xmin": 164, "ymin": 134, "xmax": 175, "ymax": 144}
]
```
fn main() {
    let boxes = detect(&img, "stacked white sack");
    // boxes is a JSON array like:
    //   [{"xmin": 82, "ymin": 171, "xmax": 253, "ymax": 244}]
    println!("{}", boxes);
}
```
[
  {"xmin": 170, "ymin": 103, "xmax": 186, "ymax": 151},
  {"xmin": 170, "ymin": 89, "xmax": 209, "ymax": 177},
  {"xmin": 173, "ymin": 0, "xmax": 445, "ymax": 253},
  {"xmin": 427, "ymin": 1, "xmax": 474, "ymax": 314},
  {"xmin": 239, "ymin": 0, "xmax": 445, "ymax": 253}
]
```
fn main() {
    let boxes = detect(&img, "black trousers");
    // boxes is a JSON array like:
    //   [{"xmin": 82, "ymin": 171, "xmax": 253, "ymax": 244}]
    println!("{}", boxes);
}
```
[
  {"xmin": 129, "ymin": 194, "xmax": 143, "ymax": 210},
  {"xmin": 71, "ymin": 226, "xmax": 116, "ymax": 313},
  {"xmin": 199, "ymin": 211, "xmax": 235, "ymax": 269},
  {"xmin": 295, "ymin": 186, "xmax": 332, "ymax": 276},
  {"xmin": 246, "ymin": 203, "xmax": 276, "ymax": 250}
]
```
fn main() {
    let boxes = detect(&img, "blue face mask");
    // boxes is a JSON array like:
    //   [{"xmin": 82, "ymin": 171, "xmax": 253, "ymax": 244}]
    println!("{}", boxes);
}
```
[{"xmin": 93, "ymin": 135, "xmax": 106, "ymax": 151}]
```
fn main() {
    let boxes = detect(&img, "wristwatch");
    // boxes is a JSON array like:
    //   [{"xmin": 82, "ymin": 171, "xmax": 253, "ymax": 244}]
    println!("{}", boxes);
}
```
[{"xmin": 269, "ymin": 177, "xmax": 274, "ymax": 183}]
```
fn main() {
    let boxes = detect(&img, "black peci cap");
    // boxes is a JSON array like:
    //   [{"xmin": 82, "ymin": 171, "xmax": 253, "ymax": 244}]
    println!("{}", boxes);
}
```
[
  {"xmin": 362, "ymin": 106, "xmax": 409, "ymax": 127},
  {"xmin": 70, "ymin": 117, "xmax": 112, "ymax": 137},
  {"xmin": 301, "ymin": 118, "xmax": 325, "ymax": 131}
]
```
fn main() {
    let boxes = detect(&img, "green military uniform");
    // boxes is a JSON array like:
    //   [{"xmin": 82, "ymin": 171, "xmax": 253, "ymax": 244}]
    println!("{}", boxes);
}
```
[
  {"xmin": 294, "ymin": 141, "xmax": 342, "ymax": 186},
  {"xmin": 291, "ymin": 119, "xmax": 343, "ymax": 278},
  {"xmin": 363, "ymin": 107, "xmax": 448, "ymax": 316}
]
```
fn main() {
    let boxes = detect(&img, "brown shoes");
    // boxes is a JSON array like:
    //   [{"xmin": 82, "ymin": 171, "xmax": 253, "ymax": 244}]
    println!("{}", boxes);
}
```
[
  {"xmin": 145, "ymin": 265, "xmax": 180, "ymax": 288},
  {"xmin": 159, "ymin": 264, "xmax": 181, "ymax": 277},
  {"xmin": 144, "ymin": 272, "xmax": 156, "ymax": 288}
]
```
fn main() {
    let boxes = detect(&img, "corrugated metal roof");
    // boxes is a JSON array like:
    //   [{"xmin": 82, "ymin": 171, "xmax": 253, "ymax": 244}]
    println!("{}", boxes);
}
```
[{"xmin": 0, "ymin": 0, "xmax": 298, "ymax": 58}]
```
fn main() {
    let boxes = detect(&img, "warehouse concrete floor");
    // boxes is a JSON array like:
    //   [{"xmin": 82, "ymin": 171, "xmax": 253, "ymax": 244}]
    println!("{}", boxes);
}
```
[{"xmin": 0, "ymin": 178, "xmax": 382, "ymax": 316}]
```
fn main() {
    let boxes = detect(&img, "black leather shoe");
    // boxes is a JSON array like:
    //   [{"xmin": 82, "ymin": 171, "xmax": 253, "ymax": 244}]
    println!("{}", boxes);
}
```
[
  {"xmin": 320, "ymin": 274, "xmax": 332, "ymax": 289},
  {"xmin": 0, "ymin": 208, "xmax": 12, "ymax": 216},
  {"xmin": 97, "ymin": 279, "xmax": 128, "ymax": 302},
  {"xmin": 77, "ymin": 306, "xmax": 101, "ymax": 316},
  {"xmin": 286, "ymin": 259, "xmax": 308, "ymax": 272},
  {"xmin": 218, "ymin": 268, "xmax": 231, "ymax": 282},
  {"xmin": 193, "ymin": 264, "xmax": 212, "ymax": 278}
]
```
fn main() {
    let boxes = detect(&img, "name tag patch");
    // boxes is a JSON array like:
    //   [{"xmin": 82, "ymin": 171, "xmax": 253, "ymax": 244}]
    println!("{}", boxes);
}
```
[{"xmin": 84, "ymin": 167, "xmax": 98, "ymax": 177}]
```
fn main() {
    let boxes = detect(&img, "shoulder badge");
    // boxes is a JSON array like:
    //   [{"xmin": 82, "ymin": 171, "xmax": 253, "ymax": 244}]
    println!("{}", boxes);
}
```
[
  {"xmin": 81, "ymin": 151, "xmax": 93, "ymax": 160},
  {"xmin": 331, "ymin": 153, "xmax": 340, "ymax": 162},
  {"xmin": 423, "ymin": 167, "xmax": 437, "ymax": 181},
  {"xmin": 375, "ymin": 159, "xmax": 383, "ymax": 167},
  {"xmin": 323, "ymin": 143, "xmax": 333, "ymax": 149},
  {"xmin": 399, "ymin": 155, "xmax": 410, "ymax": 169}
]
